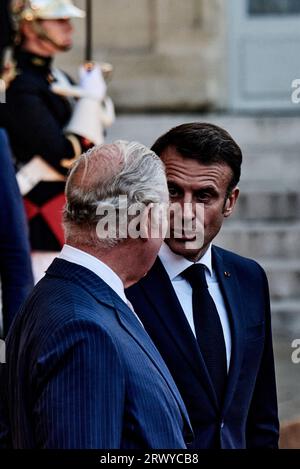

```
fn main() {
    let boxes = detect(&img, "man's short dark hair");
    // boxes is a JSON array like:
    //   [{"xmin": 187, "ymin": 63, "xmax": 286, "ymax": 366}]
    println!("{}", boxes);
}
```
[{"xmin": 151, "ymin": 123, "xmax": 242, "ymax": 193}]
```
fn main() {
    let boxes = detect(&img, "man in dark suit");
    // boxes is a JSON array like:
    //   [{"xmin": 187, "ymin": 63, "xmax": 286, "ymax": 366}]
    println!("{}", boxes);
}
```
[
  {"xmin": 0, "ymin": 140, "xmax": 192, "ymax": 449},
  {"xmin": 127, "ymin": 123, "xmax": 279, "ymax": 449},
  {"xmin": 0, "ymin": 129, "xmax": 33, "ymax": 336}
]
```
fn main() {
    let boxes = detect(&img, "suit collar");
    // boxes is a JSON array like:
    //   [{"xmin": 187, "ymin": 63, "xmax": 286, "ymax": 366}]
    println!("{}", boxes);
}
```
[
  {"xmin": 58, "ymin": 245, "xmax": 127, "ymax": 304},
  {"xmin": 212, "ymin": 246, "xmax": 246, "ymax": 415},
  {"xmin": 46, "ymin": 258, "xmax": 116, "ymax": 309}
]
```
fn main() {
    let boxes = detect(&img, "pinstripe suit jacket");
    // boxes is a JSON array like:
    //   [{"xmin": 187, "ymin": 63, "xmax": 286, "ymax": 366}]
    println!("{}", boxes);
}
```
[{"xmin": 0, "ymin": 259, "xmax": 192, "ymax": 449}]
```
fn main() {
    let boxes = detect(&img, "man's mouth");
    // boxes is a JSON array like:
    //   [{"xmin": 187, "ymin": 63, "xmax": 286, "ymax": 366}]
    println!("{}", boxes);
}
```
[{"xmin": 170, "ymin": 230, "xmax": 197, "ymax": 241}]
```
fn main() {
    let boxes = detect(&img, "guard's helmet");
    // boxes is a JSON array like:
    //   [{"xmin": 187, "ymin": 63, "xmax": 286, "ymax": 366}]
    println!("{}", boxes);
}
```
[{"xmin": 12, "ymin": 0, "xmax": 85, "ymax": 23}]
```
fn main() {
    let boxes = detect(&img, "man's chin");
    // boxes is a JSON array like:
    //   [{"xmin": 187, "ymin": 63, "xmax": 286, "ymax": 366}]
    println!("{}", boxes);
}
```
[
  {"xmin": 60, "ymin": 43, "xmax": 73, "ymax": 52},
  {"xmin": 55, "ymin": 39, "xmax": 73, "ymax": 52},
  {"xmin": 165, "ymin": 238, "xmax": 205, "ymax": 261}
]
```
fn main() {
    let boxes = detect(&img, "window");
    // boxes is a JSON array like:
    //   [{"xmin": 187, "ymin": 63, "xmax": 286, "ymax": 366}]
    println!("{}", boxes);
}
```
[{"xmin": 249, "ymin": 0, "xmax": 300, "ymax": 15}]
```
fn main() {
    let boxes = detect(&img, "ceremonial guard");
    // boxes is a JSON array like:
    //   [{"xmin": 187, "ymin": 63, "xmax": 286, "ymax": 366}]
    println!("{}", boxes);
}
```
[{"xmin": 0, "ymin": 0, "xmax": 115, "ymax": 281}]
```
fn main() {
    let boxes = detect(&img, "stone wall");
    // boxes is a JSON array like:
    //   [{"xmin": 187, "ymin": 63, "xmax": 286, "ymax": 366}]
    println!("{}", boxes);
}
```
[{"xmin": 56, "ymin": 0, "xmax": 228, "ymax": 111}]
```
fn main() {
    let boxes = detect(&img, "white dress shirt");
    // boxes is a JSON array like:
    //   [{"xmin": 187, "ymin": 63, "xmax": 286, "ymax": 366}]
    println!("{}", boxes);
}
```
[
  {"xmin": 159, "ymin": 242, "xmax": 232, "ymax": 371},
  {"xmin": 59, "ymin": 244, "xmax": 128, "ymax": 304}
]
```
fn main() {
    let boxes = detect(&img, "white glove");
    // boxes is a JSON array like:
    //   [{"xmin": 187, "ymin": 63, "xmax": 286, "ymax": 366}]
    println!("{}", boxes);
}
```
[
  {"xmin": 64, "ymin": 99, "xmax": 104, "ymax": 145},
  {"xmin": 79, "ymin": 63, "xmax": 107, "ymax": 101},
  {"xmin": 64, "ymin": 64, "xmax": 113, "ymax": 144}
]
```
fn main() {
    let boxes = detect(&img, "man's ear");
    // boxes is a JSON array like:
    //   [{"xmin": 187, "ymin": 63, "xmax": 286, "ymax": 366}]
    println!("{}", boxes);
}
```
[
  {"xmin": 223, "ymin": 187, "xmax": 240, "ymax": 218},
  {"xmin": 21, "ymin": 21, "xmax": 36, "ymax": 40}
]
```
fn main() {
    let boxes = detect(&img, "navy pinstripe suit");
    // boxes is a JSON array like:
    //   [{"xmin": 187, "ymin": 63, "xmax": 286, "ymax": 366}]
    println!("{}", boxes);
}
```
[{"xmin": 0, "ymin": 259, "xmax": 192, "ymax": 449}]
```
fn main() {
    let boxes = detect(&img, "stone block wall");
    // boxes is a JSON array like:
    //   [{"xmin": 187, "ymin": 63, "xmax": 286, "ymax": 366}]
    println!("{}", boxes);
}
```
[{"xmin": 56, "ymin": 0, "xmax": 228, "ymax": 111}]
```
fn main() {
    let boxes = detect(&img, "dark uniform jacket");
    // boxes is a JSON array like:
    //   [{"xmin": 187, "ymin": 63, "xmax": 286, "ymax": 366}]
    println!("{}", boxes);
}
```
[{"xmin": 0, "ymin": 49, "xmax": 75, "ymax": 251}]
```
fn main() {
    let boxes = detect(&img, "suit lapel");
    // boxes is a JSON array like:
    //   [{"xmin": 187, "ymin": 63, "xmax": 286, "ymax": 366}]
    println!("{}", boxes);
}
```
[
  {"xmin": 138, "ymin": 258, "xmax": 219, "ymax": 410},
  {"xmin": 213, "ymin": 246, "xmax": 246, "ymax": 415},
  {"xmin": 111, "ymin": 294, "xmax": 190, "ymax": 423}
]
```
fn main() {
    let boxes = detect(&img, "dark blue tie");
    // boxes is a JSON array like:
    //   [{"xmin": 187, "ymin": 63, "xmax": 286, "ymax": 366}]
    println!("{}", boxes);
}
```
[{"xmin": 183, "ymin": 264, "xmax": 227, "ymax": 405}]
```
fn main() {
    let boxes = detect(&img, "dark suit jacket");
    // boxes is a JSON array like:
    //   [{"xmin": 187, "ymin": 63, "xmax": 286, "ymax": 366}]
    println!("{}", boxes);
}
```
[
  {"xmin": 0, "ymin": 129, "xmax": 33, "ymax": 336},
  {"xmin": 0, "ymin": 258, "xmax": 192, "ymax": 449},
  {"xmin": 126, "ymin": 245, "xmax": 279, "ymax": 449}
]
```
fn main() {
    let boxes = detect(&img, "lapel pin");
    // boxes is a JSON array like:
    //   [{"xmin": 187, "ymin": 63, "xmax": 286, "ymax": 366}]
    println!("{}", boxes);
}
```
[{"xmin": 224, "ymin": 271, "xmax": 231, "ymax": 278}]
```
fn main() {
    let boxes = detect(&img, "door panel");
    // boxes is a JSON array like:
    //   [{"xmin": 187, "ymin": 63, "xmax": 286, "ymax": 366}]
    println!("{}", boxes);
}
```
[{"xmin": 229, "ymin": 0, "xmax": 300, "ymax": 110}]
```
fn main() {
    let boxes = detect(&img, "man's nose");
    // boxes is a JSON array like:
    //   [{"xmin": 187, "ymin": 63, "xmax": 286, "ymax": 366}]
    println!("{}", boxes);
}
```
[
  {"xmin": 182, "ymin": 192, "xmax": 193, "ymax": 205},
  {"xmin": 181, "ymin": 194, "xmax": 197, "ymax": 220},
  {"xmin": 182, "ymin": 204, "xmax": 198, "ymax": 227}
]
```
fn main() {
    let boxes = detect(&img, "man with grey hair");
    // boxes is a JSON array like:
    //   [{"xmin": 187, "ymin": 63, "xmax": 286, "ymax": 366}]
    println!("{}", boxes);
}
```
[{"xmin": 0, "ymin": 141, "xmax": 193, "ymax": 449}]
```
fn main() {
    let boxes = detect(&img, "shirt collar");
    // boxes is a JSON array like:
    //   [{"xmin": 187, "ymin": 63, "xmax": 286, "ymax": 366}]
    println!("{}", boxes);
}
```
[
  {"xmin": 59, "ymin": 244, "xmax": 127, "ymax": 304},
  {"xmin": 158, "ymin": 242, "xmax": 213, "ymax": 281}
]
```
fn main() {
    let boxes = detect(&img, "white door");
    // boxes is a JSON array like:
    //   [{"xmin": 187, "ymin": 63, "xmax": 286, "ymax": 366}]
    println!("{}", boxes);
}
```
[{"xmin": 229, "ymin": 0, "xmax": 300, "ymax": 111}]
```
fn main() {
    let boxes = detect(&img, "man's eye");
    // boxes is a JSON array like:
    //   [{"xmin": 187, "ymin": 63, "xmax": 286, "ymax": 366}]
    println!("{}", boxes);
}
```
[
  {"xmin": 168, "ymin": 186, "xmax": 180, "ymax": 197},
  {"xmin": 196, "ymin": 193, "xmax": 211, "ymax": 202}
]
